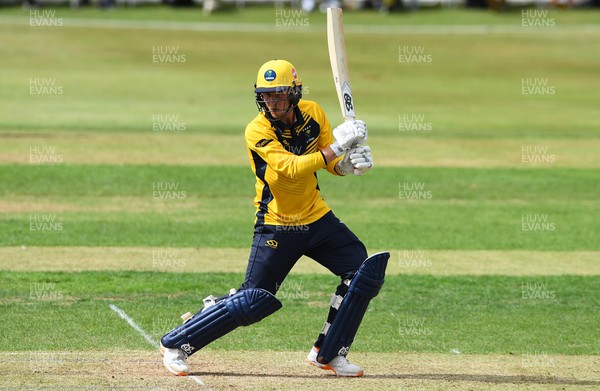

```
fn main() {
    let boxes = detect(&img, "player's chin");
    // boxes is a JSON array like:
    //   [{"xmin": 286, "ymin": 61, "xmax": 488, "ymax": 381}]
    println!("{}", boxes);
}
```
[{"xmin": 269, "ymin": 111, "xmax": 285, "ymax": 120}]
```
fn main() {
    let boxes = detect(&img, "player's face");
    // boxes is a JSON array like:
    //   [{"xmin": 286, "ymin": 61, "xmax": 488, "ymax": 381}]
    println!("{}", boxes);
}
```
[{"xmin": 262, "ymin": 92, "xmax": 291, "ymax": 120}]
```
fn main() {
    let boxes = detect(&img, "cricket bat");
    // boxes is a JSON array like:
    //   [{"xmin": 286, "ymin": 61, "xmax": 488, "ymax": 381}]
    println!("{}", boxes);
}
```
[{"xmin": 327, "ymin": 7, "xmax": 355, "ymax": 122}]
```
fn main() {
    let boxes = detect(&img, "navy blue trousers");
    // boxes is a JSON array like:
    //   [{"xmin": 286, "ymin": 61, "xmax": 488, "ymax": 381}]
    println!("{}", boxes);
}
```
[{"xmin": 241, "ymin": 211, "xmax": 368, "ymax": 295}]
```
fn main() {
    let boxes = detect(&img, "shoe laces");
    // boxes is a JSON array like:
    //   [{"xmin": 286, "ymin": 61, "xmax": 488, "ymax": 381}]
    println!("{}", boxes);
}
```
[
  {"xmin": 335, "ymin": 355, "xmax": 351, "ymax": 366},
  {"xmin": 175, "ymin": 349, "xmax": 187, "ymax": 361},
  {"xmin": 166, "ymin": 348, "xmax": 187, "ymax": 362}
]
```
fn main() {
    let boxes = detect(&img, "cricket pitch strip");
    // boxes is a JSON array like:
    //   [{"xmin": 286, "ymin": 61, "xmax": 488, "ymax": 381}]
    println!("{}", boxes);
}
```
[{"xmin": 2, "ymin": 350, "xmax": 598, "ymax": 390}]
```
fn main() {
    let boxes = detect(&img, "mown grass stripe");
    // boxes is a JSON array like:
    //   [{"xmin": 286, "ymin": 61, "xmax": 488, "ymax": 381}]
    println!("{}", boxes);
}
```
[
  {"xmin": 2, "ymin": 133, "xmax": 599, "ymax": 168},
  {"xmin": 2, "ymin": 165, "xmax": 597, "ymax": 250},
  {"xmin": 2, "ymin": 21, "xmax": 599, "ymax": 139},
  {"xmin": 1, "ymin": 247, "xmax": 598, "ymax": 276},
  {"xmin": 2, "ymin": 165, "xmax": 597, "ymax": 201},
  {"xmin": 2, "ymin": 271, "xmax": 598, "ymax": 354},
  {"xmin": 1, "ymin": 202, "xmax": 596, "ymax": 250}
]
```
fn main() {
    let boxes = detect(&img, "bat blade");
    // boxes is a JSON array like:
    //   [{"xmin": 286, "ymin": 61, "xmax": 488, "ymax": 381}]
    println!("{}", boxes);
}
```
[{"xmin": 327, "ymin": 7, "xmax": 355, "ymax": 121}]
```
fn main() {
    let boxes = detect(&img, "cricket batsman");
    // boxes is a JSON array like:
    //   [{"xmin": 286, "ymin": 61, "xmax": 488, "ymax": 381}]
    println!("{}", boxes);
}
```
[{"xmin": 160, "ymin": 59, "xmax": 389, "ymax": 377}]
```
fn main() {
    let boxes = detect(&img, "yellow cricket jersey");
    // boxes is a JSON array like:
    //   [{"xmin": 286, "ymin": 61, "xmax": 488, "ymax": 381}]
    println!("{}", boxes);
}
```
[{"xmin": 245, "ymin": 99, "xmax": 343, "ymax": 227}]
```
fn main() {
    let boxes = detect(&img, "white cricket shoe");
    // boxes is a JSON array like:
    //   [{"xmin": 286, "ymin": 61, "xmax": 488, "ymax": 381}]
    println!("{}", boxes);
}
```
[
  {"xmin": 306, "ymin": 346, "xmax": 364, "ymax": 377},
  {"xmin": 306, "ymin": 346, "xmax": 325, "ymax": 368},
  {"xmin": 160, "ymin": 343, "xmax": 190, "ymax": 376}
]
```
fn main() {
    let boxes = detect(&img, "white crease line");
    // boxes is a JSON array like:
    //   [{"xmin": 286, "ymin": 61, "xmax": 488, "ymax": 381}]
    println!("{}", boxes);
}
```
[
  {"xmin": 109, "ymin": 304, "xmax": 207, "ymax": 388},
  {"xmin": 189, "ymin": 376, "xmax": 206, "ymax": 386},
  {"xmin": 109, "ymin": 304, "xmax": 159, "ymax": 349}
]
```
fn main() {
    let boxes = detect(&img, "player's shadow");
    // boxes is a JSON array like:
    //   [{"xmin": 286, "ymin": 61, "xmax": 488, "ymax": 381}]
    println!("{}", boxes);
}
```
[{"xmin": 193, "ymin": 371, "xmax": 600, "ymax": 386}]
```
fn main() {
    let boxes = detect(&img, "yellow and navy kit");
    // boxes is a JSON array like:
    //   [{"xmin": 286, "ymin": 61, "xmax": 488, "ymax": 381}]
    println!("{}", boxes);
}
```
[{"xmin": 245, "ymin": 99, "xmax": 343, "ymax": 227}]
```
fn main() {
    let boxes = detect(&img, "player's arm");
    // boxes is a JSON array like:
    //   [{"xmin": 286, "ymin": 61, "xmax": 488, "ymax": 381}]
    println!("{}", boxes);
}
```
[
  {"xmin": 316, "ymin": 114, "xmax": 343, "ymax": 175},
  {"xmin": 246, "ymin": 125, "xmax": 326, "ymax": 179}
]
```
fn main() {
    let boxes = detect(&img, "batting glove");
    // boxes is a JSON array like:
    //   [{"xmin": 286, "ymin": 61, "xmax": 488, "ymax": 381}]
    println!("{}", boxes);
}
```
[
  {"xmin": 330, "ymin": 120, "xmax": 365, "ymax": 157},
  {"xmin": 352, "ymin": 120, "xmax": 368, "ymax": 147},
  {"xmin": 350, "ymin": 145, "xmax": 374, "ymax": 175},
  {"xmin": 336, "ymin": 146, "xmax": 374, "ymax": 176}
]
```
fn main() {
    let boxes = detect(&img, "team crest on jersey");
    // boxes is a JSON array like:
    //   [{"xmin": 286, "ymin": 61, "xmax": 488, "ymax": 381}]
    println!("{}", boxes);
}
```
[
  {"xmin": 294, "ymin": 124, "xmax": 312, "ymax": 137},
  {"xmin": 264, "ymin": 69, "xmax": 276, "ymax": 82}
]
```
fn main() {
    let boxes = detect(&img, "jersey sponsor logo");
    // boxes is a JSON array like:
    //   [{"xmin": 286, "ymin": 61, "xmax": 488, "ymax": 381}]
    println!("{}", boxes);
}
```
[
  {"xmin": 255, "ymin": 138, "xmax": 273, "ymax": 148},
  {"xmin": 264, "ymin": 69, "xmax": 276, "ymax": 82},
  {"xmin": 265, "ymin": 240, "xmax": 278, "ymax": 249}
]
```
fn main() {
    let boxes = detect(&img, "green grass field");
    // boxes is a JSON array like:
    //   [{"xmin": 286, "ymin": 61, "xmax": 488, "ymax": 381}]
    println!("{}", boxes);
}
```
[{"xmin": 1, "ymin": 5, "xmax": 599, "ymax": 391}]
